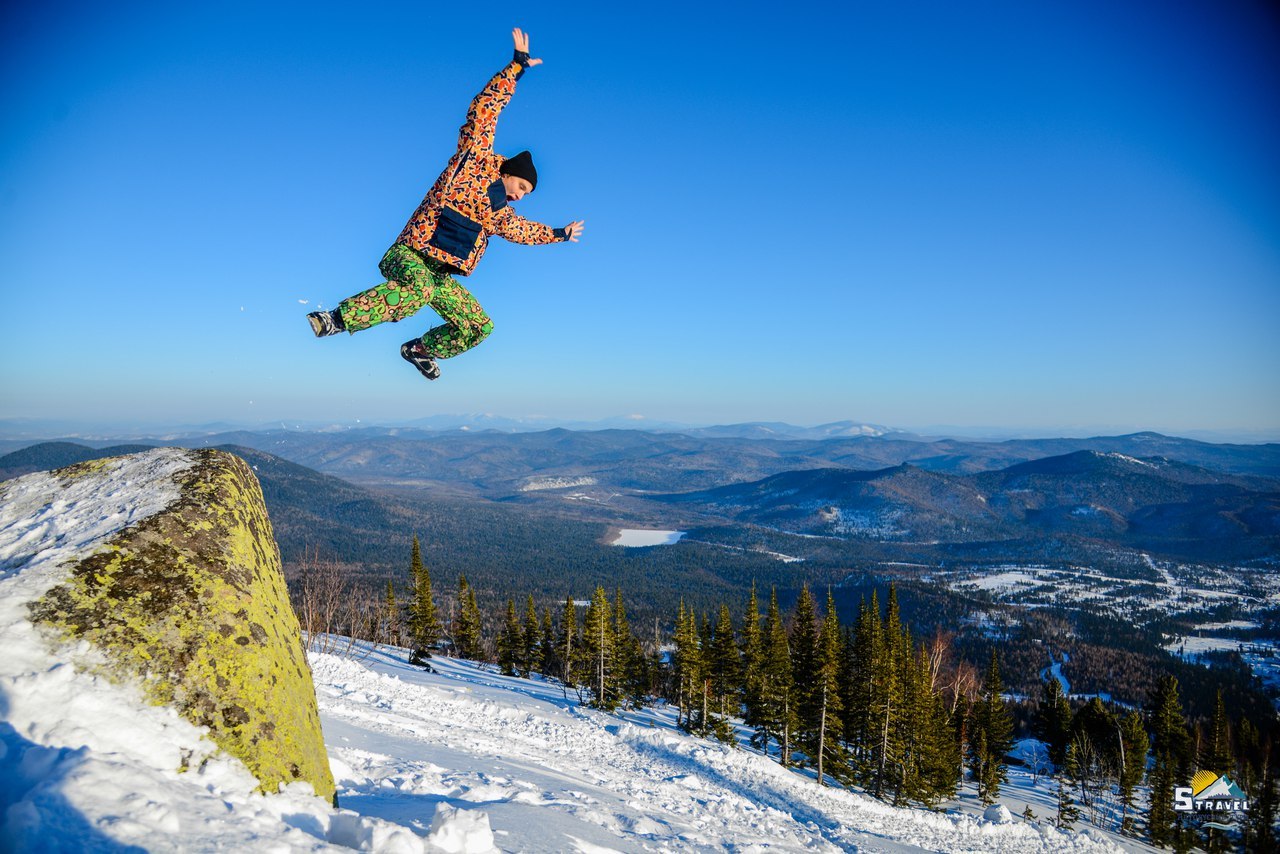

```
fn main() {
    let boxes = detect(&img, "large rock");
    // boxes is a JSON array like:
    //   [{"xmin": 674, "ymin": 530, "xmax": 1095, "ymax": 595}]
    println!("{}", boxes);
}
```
[{"xmin": 24, "ymin": 448, "xmax": 335, "ymax": 802}]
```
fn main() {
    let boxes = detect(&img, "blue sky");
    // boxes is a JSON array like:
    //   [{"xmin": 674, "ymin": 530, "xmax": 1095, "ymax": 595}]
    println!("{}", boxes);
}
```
[{"xmin": 2, "ymin": 1, "xmax": 1278, "ymax": 439}]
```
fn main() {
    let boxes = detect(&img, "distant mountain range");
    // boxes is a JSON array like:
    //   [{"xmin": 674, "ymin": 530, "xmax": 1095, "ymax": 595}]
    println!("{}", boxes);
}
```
[
  {"xmin": 0, "ymin": 416, "xmax": 906, "ymax": 451},
  {"xmin": 4, "ymin": 414, "xmax": 1276, "ymax": 444},
  {"xmin": 667, "ymin": 421, "xmax": 905, "ymax": 440},
  {"xmin": 3, "ymin": 430, "xmax": 1278, "ymax": 569},
  {"xmin": 4, "ymin": 425, "xmax": 1278, "ymax": 495},
  {"xmin": 654, "ymin": 450, "xmax": 1280, "ymax": 561},
  {"xmin": 139, "ymin": 425, "xmax": 1280, "ymax": 486},
  {"xmin": 393, "ymin": 416, "xmax": 905, "ymax": 439}
]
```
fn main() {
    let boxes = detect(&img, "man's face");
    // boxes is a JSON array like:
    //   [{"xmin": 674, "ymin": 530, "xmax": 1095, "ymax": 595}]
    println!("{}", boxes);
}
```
[{"xmin": 501, "ymin": 174, "xmax": 533, "ymax": 202}]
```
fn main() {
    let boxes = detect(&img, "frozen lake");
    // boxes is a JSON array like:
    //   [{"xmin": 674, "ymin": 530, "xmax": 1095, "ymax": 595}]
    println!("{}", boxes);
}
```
[{"xmin": 612, "ymin": 529, "xmax": 686, "ymax": 547}]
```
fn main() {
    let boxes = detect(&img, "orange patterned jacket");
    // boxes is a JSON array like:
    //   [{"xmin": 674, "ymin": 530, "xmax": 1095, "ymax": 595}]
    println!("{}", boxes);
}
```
[{"xmin": 395, "ymin": 59, "xmax": 567, "ymax": 276}]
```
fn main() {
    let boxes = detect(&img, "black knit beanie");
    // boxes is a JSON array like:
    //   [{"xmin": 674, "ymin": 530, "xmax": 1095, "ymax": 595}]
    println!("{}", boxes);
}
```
[{"xmin": 499, "ymin": 150, "xmax": 538, "ymax": 191}]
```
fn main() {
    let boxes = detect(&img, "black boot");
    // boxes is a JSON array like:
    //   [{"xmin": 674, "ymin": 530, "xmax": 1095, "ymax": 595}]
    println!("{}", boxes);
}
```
[
  {"xmin": 400, "ymin": 339, "xmax": 441, "ymax": 381},
  {"xmin": 307, "ymin": 310, "xmax": 344, "ymax": 337}
]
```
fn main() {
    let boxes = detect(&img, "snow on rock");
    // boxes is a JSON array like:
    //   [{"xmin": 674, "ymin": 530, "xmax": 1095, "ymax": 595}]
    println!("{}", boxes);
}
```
[
  {"xmin": 3, "ymin": 450, "xmax": 335, "ymax": 804},
  {"xmin": 0, "ymin": 451, "xmax": 393, "ymax": 852},
  {"xmin": 21, "ymin": 449, "xmax": 335, "ymax": 801},
  {"xmin": 0, "ymin": 449, "xmax": 193, "ymax": 586}
]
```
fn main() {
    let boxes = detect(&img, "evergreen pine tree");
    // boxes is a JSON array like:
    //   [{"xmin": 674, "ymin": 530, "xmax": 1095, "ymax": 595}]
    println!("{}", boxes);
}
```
[
  {"xmin": 890, "ymin": 624, "xmax": 925, "ymax": 806},
  {"xmin": 1056, "ymin": 741, "xmax": 1082, "ymax": 829},
  {"xmin": 1118, "ymin": 708, "xmax": 1148, "ymax": 837},
  {"xmin": 1195, "ymin": 689, "xmax": 1236, "ymax": 854},
  {"xmin": 1237, "ymin": 718, "xmax": 1262, "ymax": 797},
  {"xmin": 869, "ymin": 588, "xmax": 903, "ymax": 799},
  {"xmin": 952, "ymin": 691, "xmax": 972, "ymax": 793},
  {"xmin": 455, "ymin": 575, "xmax": 483, "ymax": 660},
  {"xmin": 915, "ymin": 646, "xmax": 962, "ymax": 805},
  {"xmin": 696, "ymin": 612, "xmax": 716, "ymax": 730},
  {"xmin": 756, "ymin": 589, "xmax": 795, "ymax": 764},
  {"xmin": 971, "ymin": 651, "xmax": 1014, "ymax": 805},
  {"xmin": 407, "ymin": 536, "xmax": 443, "ymax": 663},
  {"xmin": 581, "ymin": 586, "xmax": 617, "ymax": 711},
  {"xmin": 708, "ymin": 603, "xmax": 740, "ymax": 743},
  {"xmin": 558, "ymin": 595, "xmax": 580, "ymax": 689},
  {"xmin": 1146, "ymin": 752, "xmax": 1179, "ymax": 850},
  {"xmin": 846, "ymin": 594, "xmax": 880, "ymax": 787},
  {"xmin": 1244, "ymin": 749, "xmax": 1278, "ymax": 854},
  {"xmin": 612, "ymin": 589, "xmax": 646, "ymax": 708},
  {"xmin": 1069, "ymin": 698, "xmax": 1116, "ymax": 814},
  {"xmin": 838, "ymin": 622, "xmax": 860, "ymax": 772},
  {"xmin": 892, "ymin": 640, "xmax": 931, "ymax": 805},
  {"xmin": 521, "ymin": 594, "xmax": 541, "ymax": 677},
  {"xmin": 1202, "ymin": 689, "xmax": 1232, "ymax": 776},
  {"xmin": 540, "ymin": 606, "xmax": 558, "ymax": 678},
  {"xmin": 740, "ymin": 582, "xmax": 765, "ymax": 732},
  {"xmin": 1146, "ymin": 675, "xmax": 1191, "ymax": 849},
  {"xmin": 497, "ymin": 599, "xmax": 520, "ymax": 676},
  {"xmin": 1034, "ymin": 676, "xmax": 1073, "ymax": 766},
  {"xmin": 466, "ymin": 585, "xmax": 483, "ymax": 655},
  {"xmin": 812, "ymin": 590, "xmax": 846, "ymax": 785},
  {"xmin": 790, "ymin": 585, "xmax": 820, "ymax": 767},
  {"xmin": 673, "ymin": 600, "xmax": 705, "ymax": 733}
]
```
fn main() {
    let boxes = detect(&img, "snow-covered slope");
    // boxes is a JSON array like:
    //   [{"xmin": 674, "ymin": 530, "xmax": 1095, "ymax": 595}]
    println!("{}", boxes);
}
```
[
  {"xmin": 313, "ymin": 646, "xmax": 1138, "ymax": 853},
  {"xmin": 2, "ymin": 452, "xmax": 1139, "ymax": 852}
]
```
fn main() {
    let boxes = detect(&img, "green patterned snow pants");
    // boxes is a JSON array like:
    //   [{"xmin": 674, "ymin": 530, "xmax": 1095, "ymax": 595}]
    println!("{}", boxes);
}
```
[{"xmin": 337, "ymin": 244, "xmax": 493, "ymax": 359}]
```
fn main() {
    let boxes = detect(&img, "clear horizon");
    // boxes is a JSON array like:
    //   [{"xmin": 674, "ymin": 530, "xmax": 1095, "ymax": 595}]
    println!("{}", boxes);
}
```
[
  {"xmin": 3, "ymin": 2, "xmax": 1278, "ymax": 437},
  {"xmin": 0, "ymin": 412, "xmax": 1276, "ymax": 445}
]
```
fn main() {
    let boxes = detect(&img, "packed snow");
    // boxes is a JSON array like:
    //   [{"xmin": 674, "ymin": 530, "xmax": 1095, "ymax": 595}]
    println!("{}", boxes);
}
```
[{"xmin": 1, "ymin": 451, "xmax": 1143, "ymax": 851}]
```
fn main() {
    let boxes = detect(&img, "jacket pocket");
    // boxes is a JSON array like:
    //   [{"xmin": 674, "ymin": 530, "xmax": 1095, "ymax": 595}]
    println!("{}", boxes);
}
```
[{"xmin": 429, "ymin": 206, "xmax": 483, "ymax": 260}]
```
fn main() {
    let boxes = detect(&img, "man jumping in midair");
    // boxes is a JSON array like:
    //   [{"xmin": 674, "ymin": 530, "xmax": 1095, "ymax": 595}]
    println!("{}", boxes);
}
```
[{"xmin": 307, "ymin": 28, "xmax": 584, "ymax": 381}]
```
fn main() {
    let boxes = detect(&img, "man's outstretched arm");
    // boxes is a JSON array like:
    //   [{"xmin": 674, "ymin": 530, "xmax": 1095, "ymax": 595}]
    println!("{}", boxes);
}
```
[
  {"xmin": 457, "ymin": 28, "xmax": 542, "ymax": 152},
  {"xmin": 493, "ymin": 210, "xmax": 585, "ymax": 245}
]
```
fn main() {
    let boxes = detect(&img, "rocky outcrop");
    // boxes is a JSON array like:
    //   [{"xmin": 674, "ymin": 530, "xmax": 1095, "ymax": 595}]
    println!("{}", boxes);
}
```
[{"xmin": 24, "ymin": 448, "xmax": 335, "ymax": 802}]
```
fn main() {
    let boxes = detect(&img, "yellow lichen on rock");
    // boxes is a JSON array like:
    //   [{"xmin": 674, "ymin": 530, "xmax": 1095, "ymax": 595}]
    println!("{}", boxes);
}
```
[
  {"xmin": 30, "ymin": 449, "xmax": 336, "ymax": 802},
  {"xmin": 53, "ymin": 456, "xmax": 115, "ymax": 482}
]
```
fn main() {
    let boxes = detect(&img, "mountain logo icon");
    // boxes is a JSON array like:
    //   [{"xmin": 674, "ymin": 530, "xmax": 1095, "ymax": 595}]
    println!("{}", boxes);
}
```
[
  {"xmin": 1176, "ymin": 771, "xmax": 1249, "ymax": 813},
  {"xmin": 1191, "ymin": 771, "xmax": 1247, "ymax": 800}
]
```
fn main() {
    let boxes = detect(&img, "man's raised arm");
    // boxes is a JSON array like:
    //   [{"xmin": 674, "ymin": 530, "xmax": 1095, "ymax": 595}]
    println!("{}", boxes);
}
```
[{"xmin": 457, "ymin": 28, "xmax": 542, "ymax": 152}]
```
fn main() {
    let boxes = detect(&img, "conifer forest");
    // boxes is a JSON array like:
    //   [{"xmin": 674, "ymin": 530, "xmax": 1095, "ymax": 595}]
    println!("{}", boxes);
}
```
[{"xmin": 293, "ymin": 538, "xmax": 1280, "ymax": 852}]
